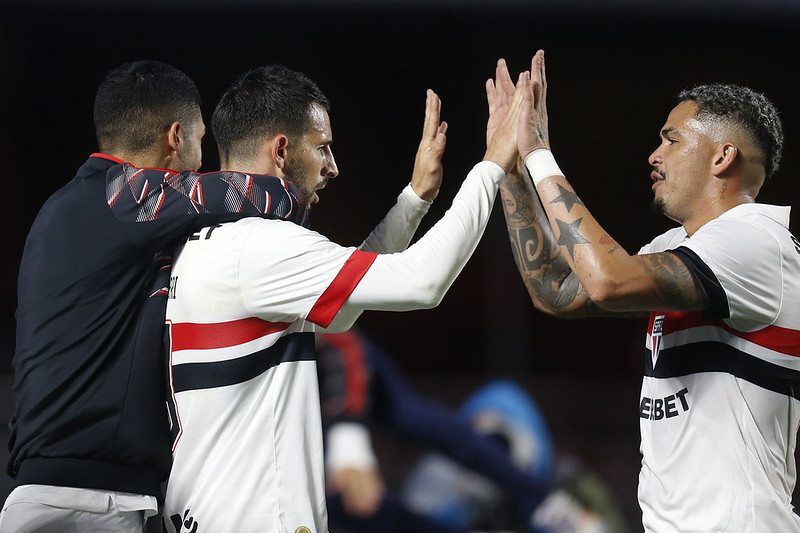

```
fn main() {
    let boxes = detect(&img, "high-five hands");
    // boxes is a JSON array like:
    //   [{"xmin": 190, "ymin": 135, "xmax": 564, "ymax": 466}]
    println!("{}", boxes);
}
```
[
  {"xmin": 484, "ymin": 70, "xmax": 530, "ymax": 173},
  {"xmin": 489, "ymin": 50, "xmax": 551, "ymax": 163},
  {"xmin": 410, "ymin": 89, "xmax": 448, "ymax": 202}
]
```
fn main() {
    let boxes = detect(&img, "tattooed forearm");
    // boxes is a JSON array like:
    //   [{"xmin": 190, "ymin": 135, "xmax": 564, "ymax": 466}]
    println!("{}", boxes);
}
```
[
  {"xmin": 500, "ymin": 179, "xmax": 537, "ymax": 228},
  {"xmin": 640, "ymin": 252, "xmax": 704, "ymax": 308},
  {"xmin": 500, "ymin": 173, "xmax": 590, "ymax": 314},
  {"xmin": 555, "ymin": 218, "xmax": 590, "ymax": 260},
  {"xmin": 550, "ymin": 184, "xmax": 584, "ymax": 212},
  {"xmin": 507, "ymin": 226, "xmax": 580, "ymax": 312}
]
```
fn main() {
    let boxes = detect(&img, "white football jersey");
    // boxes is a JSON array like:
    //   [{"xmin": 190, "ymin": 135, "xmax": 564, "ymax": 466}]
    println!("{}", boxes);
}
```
[
  {"xmin": 163, "ymin": 218, "xmax": 377, "ymax": 533},
  {"xmin": 638, "ymin": 203, "xmax": 800, "ymax": 532}
]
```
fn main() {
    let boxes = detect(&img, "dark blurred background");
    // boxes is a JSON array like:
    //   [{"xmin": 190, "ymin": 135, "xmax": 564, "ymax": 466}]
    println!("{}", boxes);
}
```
[{"xmin": 1, "ymin": 0, "xmax": 798, "ymax": 529}]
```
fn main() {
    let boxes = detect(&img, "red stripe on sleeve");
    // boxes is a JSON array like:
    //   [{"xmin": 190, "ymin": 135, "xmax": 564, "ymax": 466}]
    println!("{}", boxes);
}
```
[
  {"xmin": 307, "ymin": 250, "xmax": 378, "ymax": 328},
  {"xmin": 171, "ymin": 317, "xmax": 290, "ymax": 351}
]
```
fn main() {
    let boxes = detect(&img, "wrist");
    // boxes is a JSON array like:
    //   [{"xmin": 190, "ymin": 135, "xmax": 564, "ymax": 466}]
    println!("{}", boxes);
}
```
[
  {"xmin": 410, "ymin": 181, "xmax": 438, "ymax": 203},
  {"xmin": 524, "ymin": 149, "xmax": 564, "ymax": 186}
]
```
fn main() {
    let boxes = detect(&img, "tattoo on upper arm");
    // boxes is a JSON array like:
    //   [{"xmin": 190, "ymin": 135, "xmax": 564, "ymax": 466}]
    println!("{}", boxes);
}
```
[
  {"xmin": 550, "ymin": 184, "xmax": 584, "ymax": 212},
  {"xmin": 555, "ymin": 218, "xmax": 590, "ymax": 260},
  {"xmin": 640, "ymin": 252, "xmax": 704, "ymax": 308}
]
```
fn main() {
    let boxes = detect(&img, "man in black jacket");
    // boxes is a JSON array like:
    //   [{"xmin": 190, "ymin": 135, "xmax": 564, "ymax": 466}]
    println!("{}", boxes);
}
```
[{"xmin": 2, "ymin": 60, "xmax": 304, "ymax": 532}]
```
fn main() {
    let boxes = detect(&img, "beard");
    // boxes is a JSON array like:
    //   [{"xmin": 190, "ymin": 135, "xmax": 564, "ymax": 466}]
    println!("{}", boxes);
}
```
[
  {"xmin": 650, "ymin": 196, "xmax": 666, "ymax": 216},
  {"xmin": 282, "ymin": 156, "xmax": 312, "ymax": 206}
]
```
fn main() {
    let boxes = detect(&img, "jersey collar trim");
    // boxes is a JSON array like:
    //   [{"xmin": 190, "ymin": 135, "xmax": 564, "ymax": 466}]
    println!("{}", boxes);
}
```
[{"xmin": 90, "ymin": 152, "xmax": 127, "ymax": 164}]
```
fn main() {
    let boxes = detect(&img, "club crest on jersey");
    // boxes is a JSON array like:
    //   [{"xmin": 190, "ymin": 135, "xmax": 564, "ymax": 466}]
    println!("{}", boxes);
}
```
[{"xmin": 651, "ymin": 314, "xmax": 665, "ymax": 367}]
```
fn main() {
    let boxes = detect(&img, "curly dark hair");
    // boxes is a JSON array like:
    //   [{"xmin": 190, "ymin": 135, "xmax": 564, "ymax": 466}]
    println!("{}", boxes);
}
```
[{"xmin": 678, "ymin": 84, "xmax": 783, "ymax": 180}]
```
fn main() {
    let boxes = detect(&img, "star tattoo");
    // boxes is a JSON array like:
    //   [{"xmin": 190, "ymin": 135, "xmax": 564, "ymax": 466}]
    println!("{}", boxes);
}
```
[
  {"xmin": 556, "ymin": 218, "xmax": 590, "ymax": 259},
  {"xmin": 550, "ymin": 184, "xmax": 584, "ymax": 212}
]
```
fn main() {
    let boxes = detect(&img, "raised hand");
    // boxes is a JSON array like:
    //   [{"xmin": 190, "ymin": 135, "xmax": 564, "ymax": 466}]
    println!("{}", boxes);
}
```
[
  {"xmin": 411, "ymin": 89, "xmax": 448, "ymax": 202},
  {"xmin": 518, "ymin": 50, "xmax": 551, "ymax": 158},
  {"xmin": 485, "ymin": 58, "xmax": 517, "ymax": 148},
  {"xmin": 485, "ymin": 71, "xmax": 530, "ymax": 173}
]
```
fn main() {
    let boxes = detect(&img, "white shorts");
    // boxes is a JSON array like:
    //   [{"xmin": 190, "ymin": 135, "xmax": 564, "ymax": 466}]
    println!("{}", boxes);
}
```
[{"xmin": 0, "ymin": 484, "xmax": 157, "ymax": 533}]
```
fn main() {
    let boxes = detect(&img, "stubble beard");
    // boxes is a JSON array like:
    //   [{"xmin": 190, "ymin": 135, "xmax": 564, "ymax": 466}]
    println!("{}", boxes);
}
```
[
  {"xmin": 650, "ymin": 196, "xmax": 667, "ymax": 217},
  {"xmin": 282, "ymin": 156, "xmax": 316, "ymax": 213}
]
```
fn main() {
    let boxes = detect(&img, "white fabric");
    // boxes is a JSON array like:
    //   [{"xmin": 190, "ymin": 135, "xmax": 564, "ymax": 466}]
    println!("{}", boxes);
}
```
[
  {"xmin": 325, "ymin": 422, "xmax": 378, "ymax": 472},
  {"xmin": 637, "ymin": 203, "xmax": 800, "ymax": 532},
  {"xmin": 524, "ymin": 149, "xmax": 565, "ymax": 186},
  {"xmin": 346, "ymin": 161, "xmax": 503, "ymax": 312},
  {"xmin": 360, "ymin": 184, "xmax": 431, "ymax": 253},
  {"xmin": 0, "ymin": 485, "xmax": 154, "ymax": 533},
  {"xmin": 164, "ymin": 161, "xmax": 503, "ymax": 533}
]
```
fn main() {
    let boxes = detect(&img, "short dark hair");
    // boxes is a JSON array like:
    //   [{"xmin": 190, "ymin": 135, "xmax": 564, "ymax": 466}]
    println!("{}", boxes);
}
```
[
  {"xmin": 93, "ymin": 60, "xmax": 201, "ymax": 153},
  {"xmin": 212, "ymin": 65, "xmax": 330, "ymax": 162},
  {"xmin": 678, "ymin": 84, "xmax": 783, "ymax": 180}
]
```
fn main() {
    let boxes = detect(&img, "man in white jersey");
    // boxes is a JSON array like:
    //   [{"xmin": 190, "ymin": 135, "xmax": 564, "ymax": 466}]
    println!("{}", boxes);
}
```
[
  {"xmin": 162, "ymin": 65, "xmax": 528, "ymax": 532},
  {"xmin": 494, "ymin": 51, "xmax": 800, "ymax": 531}
]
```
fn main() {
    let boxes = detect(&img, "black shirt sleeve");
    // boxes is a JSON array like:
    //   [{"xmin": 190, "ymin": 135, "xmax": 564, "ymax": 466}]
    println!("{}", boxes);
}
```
[{"xmin": 672, "ymin": 246, "xmax": 730, "ymax": 319}]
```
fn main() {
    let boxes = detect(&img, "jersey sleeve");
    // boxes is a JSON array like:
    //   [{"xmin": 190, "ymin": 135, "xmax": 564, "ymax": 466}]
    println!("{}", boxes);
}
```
[
  {"xmin": 674, "ymin": 217, "xmax": 782, "ymax": 323},
  {"xmin": 240, "ymin": 160, "xmax": 502, "ymax": 329},
  {"xmin": 344, "ymin": 160, "xmax": 504, "ymax": 312},
  {"xmin": 106, "ymin": 164, "xmax": 304, "ymax": 250},
  {"xmin": 238, "ymin": 221, "xmax": 377, "ymax": 328},
  {"xmin": 359, "ymin": 184, "xmax": 431, "ymax": 254}
]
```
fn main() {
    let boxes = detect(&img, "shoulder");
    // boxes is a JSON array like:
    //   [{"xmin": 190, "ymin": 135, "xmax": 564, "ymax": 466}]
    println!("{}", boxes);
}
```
[{"xmin": 639, "ymin": 226, "xmax": 687, "ymax": 255}]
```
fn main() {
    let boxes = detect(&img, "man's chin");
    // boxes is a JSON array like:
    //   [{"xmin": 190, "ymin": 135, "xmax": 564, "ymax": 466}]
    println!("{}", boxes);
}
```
[{"xmin": 650, "ymin": 197, "xmax": 667, "ymax": 216}]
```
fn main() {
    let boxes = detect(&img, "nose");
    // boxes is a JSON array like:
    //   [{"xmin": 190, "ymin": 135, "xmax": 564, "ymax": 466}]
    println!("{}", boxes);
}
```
[
  {"xmin": 648, "ymin": 146, "xmax": 662, "ymax": 168},
  {"xmin": 323, "ymin": 146, "xmax": 339, "ymax": 179}
]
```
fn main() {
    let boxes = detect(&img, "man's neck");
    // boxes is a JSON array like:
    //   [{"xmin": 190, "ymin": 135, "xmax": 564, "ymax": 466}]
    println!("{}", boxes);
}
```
[
  {"xmin": 222, "ymin": 158, "xmax": 278, "ymax": 176},
  {"xmin": 105, "ymin": 149, "xmax": 169, "ymax": 170},
  {"xmin": 682, "ymin": 195, "xmax": 756, "ymax": 236}
]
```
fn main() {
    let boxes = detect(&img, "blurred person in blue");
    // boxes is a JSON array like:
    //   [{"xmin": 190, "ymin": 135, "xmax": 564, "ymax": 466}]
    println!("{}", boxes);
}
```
[{"xmin": 317, "ymin": 329, "xmax": 627, "ymax": 533}]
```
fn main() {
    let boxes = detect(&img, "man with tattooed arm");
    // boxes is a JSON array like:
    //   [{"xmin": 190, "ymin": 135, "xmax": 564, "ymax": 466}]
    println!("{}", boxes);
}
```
[{"xmin": 494, "ymin": 51, "xmax": 800, "ymax": 532}]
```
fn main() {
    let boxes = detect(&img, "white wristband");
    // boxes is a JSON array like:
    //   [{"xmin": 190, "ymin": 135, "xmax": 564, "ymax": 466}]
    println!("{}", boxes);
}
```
[{"xmin": 524, "ymin": 149, "xmax": 564, "ymax": 186}]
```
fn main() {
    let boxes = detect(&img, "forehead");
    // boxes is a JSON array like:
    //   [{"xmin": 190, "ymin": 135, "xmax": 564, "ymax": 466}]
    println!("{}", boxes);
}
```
[
  {"xmin": 662, "ymin": 100, "xmax": 705, "ymax": 134},
  {"xmin": 304, "ymin": 103, "xmax": 332, "ymax": 141}
]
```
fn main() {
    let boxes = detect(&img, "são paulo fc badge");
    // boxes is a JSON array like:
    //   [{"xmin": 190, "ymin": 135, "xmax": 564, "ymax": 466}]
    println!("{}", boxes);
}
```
[{"xmin": 651, "ymin": 315, "xmax": 665, "ymax": 367}]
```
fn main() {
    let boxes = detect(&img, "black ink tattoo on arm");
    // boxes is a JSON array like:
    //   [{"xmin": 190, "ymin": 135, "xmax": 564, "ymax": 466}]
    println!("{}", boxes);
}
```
[
  {"xmin": 550, "ymin": 184, "xmax": 584, "ymax": 212},
  {"xmin": 555, "ymin": 218, "xmax": 590, "ymax": 260},
  {"xmin": 500, "ymin": 175, "xmax": 590, "ymax": 315},
  {"xmin": 640, "ymin": 252, "xmax": 704, "ymax": 309}
]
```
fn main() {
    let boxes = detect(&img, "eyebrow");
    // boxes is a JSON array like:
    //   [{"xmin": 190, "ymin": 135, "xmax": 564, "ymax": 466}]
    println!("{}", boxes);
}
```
[{"xmin": 660, "ymin": 127, "xmax": 680, "ymax": 139}]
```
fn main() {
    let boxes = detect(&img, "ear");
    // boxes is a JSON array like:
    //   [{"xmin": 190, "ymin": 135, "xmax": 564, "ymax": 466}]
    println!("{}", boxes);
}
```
[
  {"xmin": 165, "ymin": 121, "xmax": 182, "ymax": 153},
  {"xmin": 266, "ymin": 134, "xmax": 290, "ymax": 170},
  {"xmin": 712, "ymin": 142, "xmax": 737, "ymax": 177}
]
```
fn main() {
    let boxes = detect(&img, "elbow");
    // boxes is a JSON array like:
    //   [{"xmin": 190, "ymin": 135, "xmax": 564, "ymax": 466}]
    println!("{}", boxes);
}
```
[
  {"xmin": 413, "ymin": 279, "xmax": 447, "ymax": 309},
  {"xmin": 585, "ymin": 273, "xmax": 626, "ymax": 310}
]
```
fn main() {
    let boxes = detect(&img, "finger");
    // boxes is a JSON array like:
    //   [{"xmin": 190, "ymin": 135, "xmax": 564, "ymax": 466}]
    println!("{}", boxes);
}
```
[
  {"xmin": 509, "ymin": 71, "xmax": 528, "ymax": 113},
  {"xmin": 485, "ymin": 78, "xmax": 496, "ymax": 107},
  {"xmin": 436, "ymin": 124, "xmax": 448, "ymax": 149},
  {"xmin": 422, "ymin": 89, "xmax": 438, "ymax": 140},
  {"xmin": 519, "ymin": 72, "xmax": 533, "ymax": 130},
  {"xmin": 530, "ymin": 52, "xmax": 543, "ymax": 107},
  {"xmin": 496, "ymin": 58, "xmax": 516, "ymax": 98},
  {"xmin": 540, "ymin": 50, "xmax": 548, "ymax": 110}
]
